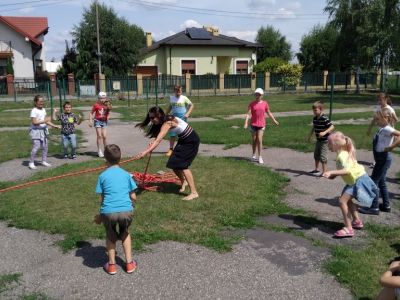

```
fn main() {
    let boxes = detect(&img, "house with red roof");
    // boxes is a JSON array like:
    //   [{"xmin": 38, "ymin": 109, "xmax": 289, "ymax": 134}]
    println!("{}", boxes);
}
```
[{"xmin": 0, "ymin": 16, "xmax": 48, "ymax": 79}]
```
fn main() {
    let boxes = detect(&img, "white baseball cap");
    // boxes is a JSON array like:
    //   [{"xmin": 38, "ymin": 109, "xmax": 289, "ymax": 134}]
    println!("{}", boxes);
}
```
[
  {"xmin": 98, "ymin": 91, "xmax": 107, "ymax": 98},
  {"xmin": 254, "ymin": 88, "xmax": 264, "ymax": 95}
]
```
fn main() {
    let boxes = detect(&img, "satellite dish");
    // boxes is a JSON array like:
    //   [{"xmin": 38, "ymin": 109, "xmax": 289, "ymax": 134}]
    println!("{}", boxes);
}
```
[{"xmin": 251, "ymin": 53, "xmax": 256, "ymax": 60}]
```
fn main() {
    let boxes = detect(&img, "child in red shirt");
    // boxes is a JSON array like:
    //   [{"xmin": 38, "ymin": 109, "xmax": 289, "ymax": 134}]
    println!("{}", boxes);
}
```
[
  {"xmin": 89, "ymin": 91, "xmax": 112, "ymax": 157},
  {"xmin": 244, "ymin": 88, "xmax": 279, "ymax": 164}
]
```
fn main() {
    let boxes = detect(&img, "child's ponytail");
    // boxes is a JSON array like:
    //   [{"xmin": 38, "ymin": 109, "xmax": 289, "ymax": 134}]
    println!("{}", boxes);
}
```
[{"xmin": 344, "ymin": 135, "xmax": 357, "ymax": 161}]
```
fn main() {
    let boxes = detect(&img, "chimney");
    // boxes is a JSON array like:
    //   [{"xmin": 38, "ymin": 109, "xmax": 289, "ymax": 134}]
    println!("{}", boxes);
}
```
[
  {"xmin": 203, "ymin": 26, "xmax": 219, "ymax": 36},
  {"xmin": 146, "ymin": 32, "xmax": 152, "ymax": 48}
]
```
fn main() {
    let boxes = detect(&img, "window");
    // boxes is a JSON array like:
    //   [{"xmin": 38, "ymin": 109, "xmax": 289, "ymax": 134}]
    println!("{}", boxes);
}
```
[
  {"xmin": 236, "ymin": 60, "xmax": 248, "ymax": 74},
  {"xmin": 0, "ymin": 59, "xmax": 7, "ymax": 76},
  {"xmin": 181, "ymin": 60, "xmax": 195, "ymax": 75},
  {"xmin": 35, "ymin": 59, "xmax": 43, "ymax": 73}
]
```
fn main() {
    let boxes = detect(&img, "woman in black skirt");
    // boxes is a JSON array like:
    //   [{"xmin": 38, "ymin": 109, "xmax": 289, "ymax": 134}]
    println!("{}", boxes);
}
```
[{"xmin": 135, "ymin": 106, "xmax": 200, "ymax": 201}]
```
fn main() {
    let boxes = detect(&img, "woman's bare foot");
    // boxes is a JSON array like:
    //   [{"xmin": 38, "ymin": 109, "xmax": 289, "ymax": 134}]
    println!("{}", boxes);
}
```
[
  {"xmin": 179, "ymin": 181, "xmax": 188, "ymax": 193},
  {"xmin": 182, "ymin": 193, "xmax": 199, "ymax": 201}
]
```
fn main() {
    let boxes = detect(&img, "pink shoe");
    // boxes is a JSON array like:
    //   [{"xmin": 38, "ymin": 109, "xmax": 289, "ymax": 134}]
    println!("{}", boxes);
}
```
[
  {"xmin": 334, "ymin": 227, "xmax": 354, "ymax": 238},
  {"xmin": 351, "ymin": 219, "xmax": 364, "ymax": 230}
]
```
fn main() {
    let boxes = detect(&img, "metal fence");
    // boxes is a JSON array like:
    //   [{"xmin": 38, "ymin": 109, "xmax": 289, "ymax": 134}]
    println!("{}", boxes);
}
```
[{"xmin": 0, "ymin": 72, "xmax": 382, "ymax": 102}]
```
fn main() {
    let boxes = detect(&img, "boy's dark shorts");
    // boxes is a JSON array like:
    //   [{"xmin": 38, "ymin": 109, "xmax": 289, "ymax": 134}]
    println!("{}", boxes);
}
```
[
  {"xmin": 101, "ymin": 211, "xmax": 133, "ymax": 242},
  {"xmin": 314, "ymin": 140, "xmax": 328, "ymax": 163}
]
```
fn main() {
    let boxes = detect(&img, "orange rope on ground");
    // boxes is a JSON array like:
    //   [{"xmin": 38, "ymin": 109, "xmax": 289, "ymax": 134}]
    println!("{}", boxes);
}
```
[{"xmin": 0, "ymin": 156, "xmax": 140, "ymax": 194}]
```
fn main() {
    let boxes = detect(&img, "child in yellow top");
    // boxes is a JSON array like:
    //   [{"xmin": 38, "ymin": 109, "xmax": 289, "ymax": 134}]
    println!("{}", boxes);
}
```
[{"xmin": 323, "ymin": 131, "xmax": 378, "ymax": 238}]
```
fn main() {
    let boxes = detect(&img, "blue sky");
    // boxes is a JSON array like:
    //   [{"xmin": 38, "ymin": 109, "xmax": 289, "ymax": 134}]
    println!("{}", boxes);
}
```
[{"xmin": 2, "ymin": 0, "xmax": 329, "ymax": 61}]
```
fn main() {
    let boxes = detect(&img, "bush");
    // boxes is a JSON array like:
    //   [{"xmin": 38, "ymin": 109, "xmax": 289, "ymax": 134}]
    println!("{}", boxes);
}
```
[
  {"xmin": 253, "ymin": 57, "xmax": 287, "ymax": 73},
  {"xmin": 276, "ymin": 64, "xmax": 303, "ymax": 88}
]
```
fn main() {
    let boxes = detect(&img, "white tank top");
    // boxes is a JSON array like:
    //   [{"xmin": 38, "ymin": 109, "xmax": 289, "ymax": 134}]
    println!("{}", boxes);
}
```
[
  {"xmin": 168, "ymin": 117, "xmax": 193, "ymax": 139},
  {"xmin": 169, "ymin": 117, "xmax": 188, "ymax": 135}
]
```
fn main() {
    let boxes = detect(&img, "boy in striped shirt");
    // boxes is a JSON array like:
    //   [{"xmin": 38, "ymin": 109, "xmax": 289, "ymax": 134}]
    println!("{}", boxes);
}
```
[{"xmin": 308, "ymin": 101, "xmax": 334, "ymax": 175}]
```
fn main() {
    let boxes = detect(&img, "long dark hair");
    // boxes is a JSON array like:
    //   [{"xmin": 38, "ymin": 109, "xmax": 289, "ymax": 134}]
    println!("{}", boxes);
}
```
[{"xmin": 135, "ymin": 106, "xmax": 174, "ymax": 138}]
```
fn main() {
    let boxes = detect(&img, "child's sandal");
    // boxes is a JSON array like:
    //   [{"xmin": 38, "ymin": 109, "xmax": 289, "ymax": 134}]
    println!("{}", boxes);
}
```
[
  {"xmin": 351, "ymin": 219, "xmax": 364, "ymax": 230},
  {"xmin": 334, "ymin": 227, "xmax": 354, "ymax": 238}
]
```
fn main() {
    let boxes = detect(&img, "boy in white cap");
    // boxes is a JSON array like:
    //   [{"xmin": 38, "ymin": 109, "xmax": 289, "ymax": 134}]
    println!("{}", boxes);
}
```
[
  {"xmin": 89, "ymin": 92, "xmax": 112, "ymax": 157},
  {"xmin": 244, "ymin": 88, "xmax": 279, "ymax": 164}
]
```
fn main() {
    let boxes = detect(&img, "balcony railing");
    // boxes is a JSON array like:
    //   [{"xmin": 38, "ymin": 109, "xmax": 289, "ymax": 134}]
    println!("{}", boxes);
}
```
[{"xmin": 0, "ymin": 41, "xmax": 12, "ymax": 52}]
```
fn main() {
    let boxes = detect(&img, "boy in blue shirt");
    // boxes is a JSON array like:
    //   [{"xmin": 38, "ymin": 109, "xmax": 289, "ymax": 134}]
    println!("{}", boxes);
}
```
[{"xmin": 95, "ymin": 144, "xmax": 137, "ymax": 275}]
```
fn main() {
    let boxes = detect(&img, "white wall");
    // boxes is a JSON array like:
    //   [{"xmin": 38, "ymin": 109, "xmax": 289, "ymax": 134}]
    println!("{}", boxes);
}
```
[{"xmin": 0, "ymin": 22, "xmax": 35, "ymax": 78}]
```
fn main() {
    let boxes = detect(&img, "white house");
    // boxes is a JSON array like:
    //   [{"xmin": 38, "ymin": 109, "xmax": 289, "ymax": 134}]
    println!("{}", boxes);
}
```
[{"xmin": 0, "ymin": 16, "xmax": 48, "ymax": 79}]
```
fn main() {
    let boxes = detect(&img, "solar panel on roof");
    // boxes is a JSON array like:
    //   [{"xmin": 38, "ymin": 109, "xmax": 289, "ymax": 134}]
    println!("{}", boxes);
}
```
[{"xmin": 187, "ymin": 28, "xmax": 211, "ymax": 40}]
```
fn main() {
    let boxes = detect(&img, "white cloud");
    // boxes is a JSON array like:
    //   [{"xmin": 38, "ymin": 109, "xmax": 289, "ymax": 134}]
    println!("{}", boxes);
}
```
[
  {"xmin": 286, "ymin": 1, "xmax": 302, "ymax": 11},
  {"xmin": 248, "ymin": 0, "xmax": 276, "ymax": 8},
  {"xmin": 180, "ymin": 19, "xmax": 202, "ymax": 29},
  {"xmin": 275, "ymin": 8, "xmax": 296, "ymax": 19},
  {"xmin": 18, "ymin": 6, "xmax": 34, "ymax": 14},
  {"xmin": 225, "ymin": 30, "xmax": 257, "ymax": 42}
]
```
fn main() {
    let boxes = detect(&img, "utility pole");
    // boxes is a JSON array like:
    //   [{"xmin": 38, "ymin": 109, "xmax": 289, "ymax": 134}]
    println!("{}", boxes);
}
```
[{"xmin": 96, "ymin": 1, "xmax": 102, "ymax": 75}]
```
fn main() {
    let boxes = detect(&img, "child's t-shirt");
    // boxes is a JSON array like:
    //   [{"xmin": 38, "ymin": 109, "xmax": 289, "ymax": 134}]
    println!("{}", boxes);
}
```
[
  {"xmin": 170, "ymin": 95, "xmax": 192, "ymax": 119},
  {"xmin": 374, "ymin": 125, "xmax": 395, "ymax": 152},
  {"xmin": 58, "ymin": 113, "xmax": 78, "ymax": 135},
  {"xmin": 91, "ymin": 103, "xmax": 110, "ymax": 121},
  {"xmin": 248, "ymin": 100, "xmax": 269, "ymax": 127},
  {"xmin": 30, "ymin": 107, "xmax": 47, "ymax": 128},
  {"xmin": 96, "ymin": 166, "xmax": 137, "ymax": 214},
  {"xmin": 313, "ymin": 114, "xmax": 332, "ymax": 141},
  {"xmin": 336, "ymin": 151, "xmax": 366, "ymax": 185}
]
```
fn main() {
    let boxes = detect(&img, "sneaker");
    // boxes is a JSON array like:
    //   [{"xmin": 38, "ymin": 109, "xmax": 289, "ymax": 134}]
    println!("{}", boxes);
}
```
[
  {"xmin": 103, "ymin": 262, "xmax": 117, "ymax": 275},
  {"xmin": 98, "ymin": 150, "xmax": 104, "ymax": 158},
  {"xmin": 369, "ymin": 162, "xmax": 375, "ymax": 169},
  {"xmin": 308, "ymin": 170, "xmax": 320, "ymax": 174},
  {"xmin": 126, "ymin": 260, "xmax": 137, "ymax": 273},
  {"xmin": 251, "ymin": 155, "xmax": 257, "ymax": 161},
  {"xmin": 71, "ymin": 155, "xmax": 77, "ymax": 160},
  {"xmin": 41, "ymin": 161, "xmax": 51, "ymax": 167},
  {"xmin": 28, "ymin": 162, "xmax": 37, "ymax": 170},
  {"xmin": 166, "ymin": 149, "xmax": 173, "ymax": 157},
  {"xmin": 379, "ymin": 204, "xmax": 391, "ymax": 213},
  {"xmin": 63, "ymin": 154, "xmax": 68, "ymax": 159},
  {"xmin": 358, "ymin": 207, "xmax": 380, "ymax": 215},
  {"xmin": 258, "ymin": 156, "xmax": 264, "ymax": 164}
]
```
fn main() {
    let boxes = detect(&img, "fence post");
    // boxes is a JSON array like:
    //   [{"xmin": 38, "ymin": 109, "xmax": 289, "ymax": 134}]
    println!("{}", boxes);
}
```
[
  {"xmin": 49, "ymin": 73, "xmax": 57, "ymax": 96},
  {"xmin": 251, "ymin": 72, "xmax": 256, "ymax": 91},
  {"xmin": 350, "ymin": 72, "xmax": 355, "ymax": 89},
  {"xmin": 376, "ymin": 70, "xmax": 381, "ymax": 90},
  {"xmin": 94, "ymin": 73, "xmax": 106, "ymax": 93},
  {"xmin": 219, "ymin": 73, "xmax": 224, "ymax": 93},
  {"xmin": 323, "ymin": 70, "xmax": 328, "ymax": 91},
  {"xmin": 6, "ymin": 74, "xmax": 14, "ymax": 98},
  {"xmin": 264, "ymin": 72, "xmax": 270, "ymax": 91},
  {"xmin": 67, "ymin": 73, "xmax": 75, "ymax": 96},
  {"xmin": 136, "ymin": 74, "xmax": 143, "ymax": 96},
  {"xmin": 185, "ymin": 73, "xmax": 191, "ymax": 95}
]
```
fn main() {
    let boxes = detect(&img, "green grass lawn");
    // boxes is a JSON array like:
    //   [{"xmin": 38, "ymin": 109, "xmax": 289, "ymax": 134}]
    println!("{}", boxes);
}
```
[
  {"xmin": 0, "ymin": 156, "xmax": 292, "ymax": 252},
  {"xmin": 0, "ymin": 129, "xmax": 63, "ymax": 163},
  {"xmin": 193, "ymin": 112, "xmax": 375, "ymax": 152},
  {"xmin": 111, "ymin": 92, "xmax": 391, "ymax": 121}
]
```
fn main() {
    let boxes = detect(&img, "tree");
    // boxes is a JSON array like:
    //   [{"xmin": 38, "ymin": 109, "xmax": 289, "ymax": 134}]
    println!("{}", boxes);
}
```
[
  {"xmin": 59, "ymin": 40, "xmax": 78, "ymax": 78},
  {"xmin": 296, "ymin": 24, "xmax": 338, "ymax": 72},
  {"xmin": 6, "ymin": 57, "xmax": 13, "ymax": 75},
  {"xmin": 325, "ymin": 0, "xmax": 400, "ymax": 90},
  {"xmin": 253, "ymin": 57, "xmax": 286, "ymax": 73},
  {"xmin": 256, "ymin": 26, "xmax": 292, "ymax": 62},
  {"xmin": 71, "ymin": 2, "xmax": 146, "ymax": 79}
]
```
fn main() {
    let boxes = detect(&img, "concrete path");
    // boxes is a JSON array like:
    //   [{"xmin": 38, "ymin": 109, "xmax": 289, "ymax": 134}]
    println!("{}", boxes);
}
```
[{"xmin": 1, "ymin": 110, "xmax": 399, "ymax": 299}]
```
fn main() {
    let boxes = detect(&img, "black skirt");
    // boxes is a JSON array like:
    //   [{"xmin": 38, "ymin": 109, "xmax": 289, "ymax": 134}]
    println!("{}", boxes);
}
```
[{"xmin": 166, "ymin": 130, "xmax": 200, "ymax": 170}]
